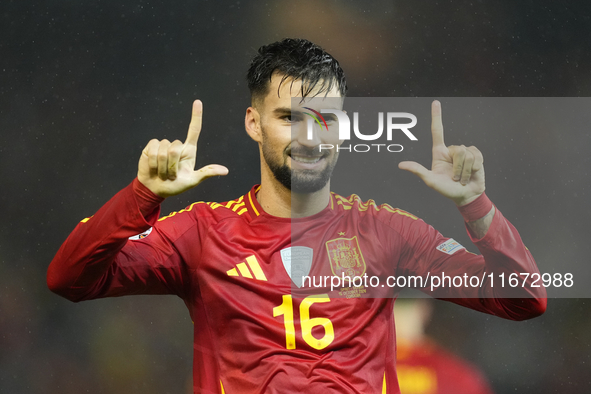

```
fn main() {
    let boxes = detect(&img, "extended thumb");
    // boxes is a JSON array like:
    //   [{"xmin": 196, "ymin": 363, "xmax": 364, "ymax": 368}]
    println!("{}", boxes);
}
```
[
  {"xmin": 191, "ymin": 164, "xmax": 229, "ymax": 185},
  {"xmin": 398, "ymin": 161, "xmax": 429, "ymax": 180}
]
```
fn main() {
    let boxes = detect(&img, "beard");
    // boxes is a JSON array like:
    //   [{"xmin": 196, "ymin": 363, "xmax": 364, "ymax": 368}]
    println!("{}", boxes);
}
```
[{"xmin": 261, "ymin": 129, "xmax": 338, "ymax": 194}]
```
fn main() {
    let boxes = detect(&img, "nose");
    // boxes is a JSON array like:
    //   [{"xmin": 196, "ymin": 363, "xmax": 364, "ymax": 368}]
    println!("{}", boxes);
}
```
[{"xmin": 295, "ymin": 117, "xmax": 322, "ymax": 147}]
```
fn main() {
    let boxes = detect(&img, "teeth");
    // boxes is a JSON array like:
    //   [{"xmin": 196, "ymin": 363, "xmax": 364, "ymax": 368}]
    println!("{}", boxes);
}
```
[{"xmin": 292, "ymin": 155, "xmax": 321, "ymax": 164}]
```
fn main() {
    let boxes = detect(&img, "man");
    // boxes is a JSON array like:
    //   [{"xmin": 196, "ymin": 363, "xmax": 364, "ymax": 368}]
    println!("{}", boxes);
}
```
[{"xmin": 48, "ymin": 38, "xmax": 546, "ymax": 394}]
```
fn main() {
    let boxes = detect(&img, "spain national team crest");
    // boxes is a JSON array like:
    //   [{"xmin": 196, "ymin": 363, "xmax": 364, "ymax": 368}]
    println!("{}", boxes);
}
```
[{"xmin": 325, "ymin": 236, "xmax": 366, "ymax": 278}]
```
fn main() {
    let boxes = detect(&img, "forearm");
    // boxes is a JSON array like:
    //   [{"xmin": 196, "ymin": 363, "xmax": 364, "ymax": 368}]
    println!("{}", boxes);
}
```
[
  {"xmin": 457, "ymin": 193, "xmax": 494, "ymax": 240},
  {"xmin": 459, "ymin": 199, "xmax": 546, "ymax": 319},
  {"xmin": 417, "ymin": 193, "xmax": 547, "ymax": 319},
  {"xmin": 47, "ymin": 179, "xmax": 163, "ymax": 301},
  {"xmin": 465, "ymin": 206, "xmax": 495, "ymax": 239}
]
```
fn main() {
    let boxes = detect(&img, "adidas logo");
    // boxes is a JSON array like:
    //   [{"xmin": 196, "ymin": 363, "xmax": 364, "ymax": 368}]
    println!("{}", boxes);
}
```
[{"xmin": 227, "ymin": 255, "xmax": 267, "ymax": 281}]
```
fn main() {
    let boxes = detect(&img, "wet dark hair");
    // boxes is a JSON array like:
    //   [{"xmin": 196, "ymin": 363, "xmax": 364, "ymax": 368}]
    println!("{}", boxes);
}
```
[{"xmin": 247, "ymin": 38, "xmax": 347, "ymax": 106}]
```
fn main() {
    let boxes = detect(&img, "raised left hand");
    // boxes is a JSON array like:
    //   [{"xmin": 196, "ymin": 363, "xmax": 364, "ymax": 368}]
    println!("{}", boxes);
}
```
[{"xmin": 398, "ymin": 100, "xmax": 485, "ymax": 206}]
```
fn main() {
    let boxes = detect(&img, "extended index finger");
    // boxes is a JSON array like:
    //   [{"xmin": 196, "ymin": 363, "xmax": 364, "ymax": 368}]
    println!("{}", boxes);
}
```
[
  {"xmin": 431, "ymin": 100, "xmax": 446, "ymax": 148},
  {"xmin": 185, "ymin": 100, "xmax": 203, "ymax": 146}
]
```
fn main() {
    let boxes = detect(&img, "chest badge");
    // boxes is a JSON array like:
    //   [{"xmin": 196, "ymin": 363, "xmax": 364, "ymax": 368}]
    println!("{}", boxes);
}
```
[
  {"xmin": 280, "ymin": 247, "xmax": 313, "ymax": 288},
  {"xmin": 326, "ymin": 236, "xmax": 367, "ymax": 277}
]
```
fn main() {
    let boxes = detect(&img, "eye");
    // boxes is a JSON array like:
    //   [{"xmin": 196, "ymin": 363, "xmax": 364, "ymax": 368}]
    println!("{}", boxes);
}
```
[
  {"xmin": 323, "ymin": 115, "xmax": 338, "ymax": 124},
  {"xmin": 283, "ymin": 113, "xmax": 304, "ymax": 123}
]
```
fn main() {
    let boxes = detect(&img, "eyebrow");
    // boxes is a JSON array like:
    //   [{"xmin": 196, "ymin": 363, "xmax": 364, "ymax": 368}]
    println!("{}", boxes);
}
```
[
  {"xmin": 272, "ymin": 107, "xmax": 339, "ymax": 121},
  {"xmin": 272, "ymin": 107, "xmax": 294, "ymax": 116}
]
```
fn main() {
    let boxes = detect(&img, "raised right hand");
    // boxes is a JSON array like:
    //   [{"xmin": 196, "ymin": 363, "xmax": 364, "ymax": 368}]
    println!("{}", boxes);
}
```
[{"xmin": 138, "ymin": 100, "xmax": 229, "ymax": 198}]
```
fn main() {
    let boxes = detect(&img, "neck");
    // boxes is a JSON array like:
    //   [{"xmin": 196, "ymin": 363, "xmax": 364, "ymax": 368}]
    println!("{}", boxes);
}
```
[{"xmin": 256, "ymin": 177, "xmax": 330, "ymax": 218}]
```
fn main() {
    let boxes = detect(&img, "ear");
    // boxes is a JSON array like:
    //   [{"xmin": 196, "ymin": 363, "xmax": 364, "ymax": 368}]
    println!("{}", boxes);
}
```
[{"xmin": 245, "ymin": 107, "xmax": 262, "ymax": 143}]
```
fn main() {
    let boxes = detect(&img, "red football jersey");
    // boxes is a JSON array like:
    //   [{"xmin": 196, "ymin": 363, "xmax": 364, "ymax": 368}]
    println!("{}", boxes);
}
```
[
  {"xmin": 48, "ymin": 179, "xmax": 546, "ymax": 394},
  {"xmin": 396, "ymin": 340, "xmax": 494, "ymax": 394}
]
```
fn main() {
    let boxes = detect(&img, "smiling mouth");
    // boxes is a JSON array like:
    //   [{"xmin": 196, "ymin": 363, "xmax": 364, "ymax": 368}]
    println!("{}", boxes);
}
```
[{"xmin": 290, "ymin": 154, "xmax": 323, "ymax": 164}]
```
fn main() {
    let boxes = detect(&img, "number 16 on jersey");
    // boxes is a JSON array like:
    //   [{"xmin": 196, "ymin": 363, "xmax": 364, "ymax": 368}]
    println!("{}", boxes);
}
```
[{"xmin": 273, "ymin": 294, "xmax": 335, "ymax": 350}]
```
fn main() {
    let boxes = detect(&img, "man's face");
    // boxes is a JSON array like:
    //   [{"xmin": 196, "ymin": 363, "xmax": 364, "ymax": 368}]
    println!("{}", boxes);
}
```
[{"xmin": 257, "ymin": 75, "xmax": 343, "ymax": 193}]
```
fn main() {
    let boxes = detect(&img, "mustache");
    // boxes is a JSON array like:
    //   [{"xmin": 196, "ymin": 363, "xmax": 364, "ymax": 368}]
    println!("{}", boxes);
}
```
[{"xmin": 287, "ymin": 144, "xmax": 327, "ymax": 158}]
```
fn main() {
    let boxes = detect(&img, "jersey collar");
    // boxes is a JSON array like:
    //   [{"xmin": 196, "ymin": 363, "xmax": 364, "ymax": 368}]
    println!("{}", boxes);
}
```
[{"xmin": 243, "ymin": 184, "xmax": 337, "ymax": 222}]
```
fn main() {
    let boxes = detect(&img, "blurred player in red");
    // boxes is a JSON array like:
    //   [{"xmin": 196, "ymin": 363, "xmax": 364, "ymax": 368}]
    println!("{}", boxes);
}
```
[
  {"xmin": 395, "ymin": 299, "xmax": 494, "ymax": 394},
  {"xmin": 48, "ymin": 38, "xmax": 546, "ymax": 393}
]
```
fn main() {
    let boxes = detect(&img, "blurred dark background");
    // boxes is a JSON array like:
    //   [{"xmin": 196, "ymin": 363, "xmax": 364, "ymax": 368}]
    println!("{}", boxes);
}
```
[{"xmin": 1, "ymin": 0, "xmax": 590, "ymax": 393}]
